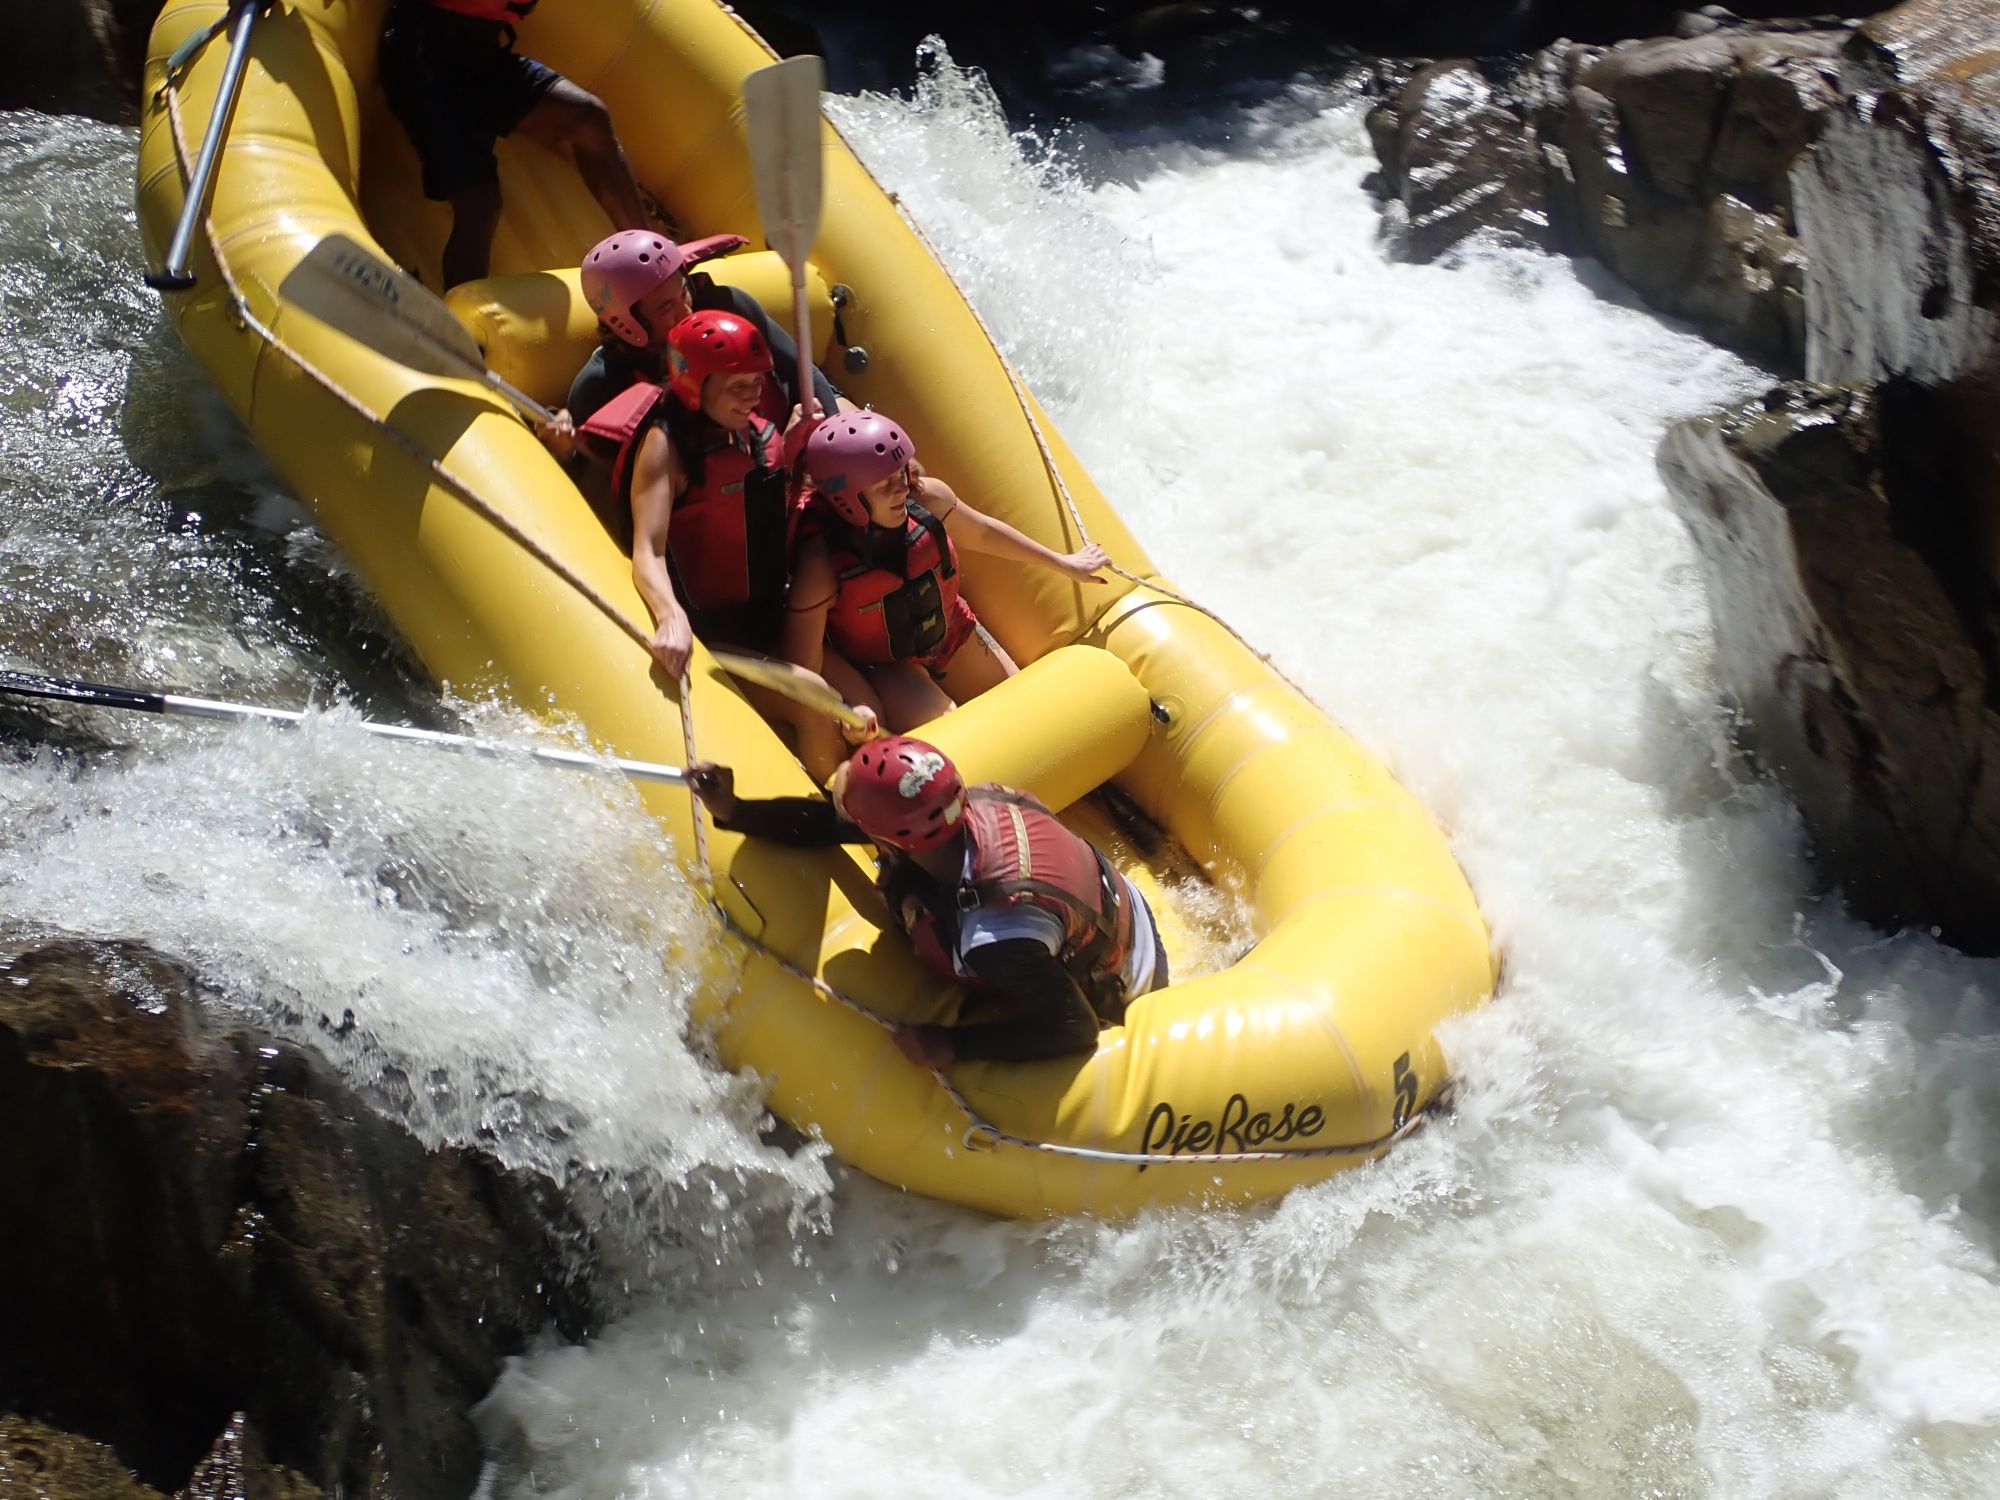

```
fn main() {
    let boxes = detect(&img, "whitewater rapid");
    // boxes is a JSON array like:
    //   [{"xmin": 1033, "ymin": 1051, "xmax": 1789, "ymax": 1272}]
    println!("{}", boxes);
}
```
[{"xmin": 4, "ymin": 53, "xmax": 2000, "ymax": 1498}]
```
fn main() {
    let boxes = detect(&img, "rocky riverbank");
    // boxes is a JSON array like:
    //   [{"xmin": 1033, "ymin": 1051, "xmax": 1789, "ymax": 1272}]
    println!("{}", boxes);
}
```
[
  {"xmin": 1366, "ymin": 0, "xmax": 2000, "ymax": 952},
  {"xmin": 0, "ymin": 938, "xmax": 595, "ymax": 1497}
]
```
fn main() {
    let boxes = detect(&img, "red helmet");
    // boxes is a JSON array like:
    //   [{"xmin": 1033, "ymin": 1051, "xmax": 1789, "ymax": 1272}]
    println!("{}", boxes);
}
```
[
  {"xmin": 840, "ymin": 737, "xmax": 967, "ymax": 852},
  {"xmin": 666, "ymin": 310, "xmax": 772, "ymax": 411}
]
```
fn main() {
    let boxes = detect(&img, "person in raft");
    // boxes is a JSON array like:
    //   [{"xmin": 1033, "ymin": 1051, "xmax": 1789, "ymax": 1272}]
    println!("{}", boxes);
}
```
[
  {"xmin": 538, "ymin": 229, "xmax": 846, "ymax": 459},
  {"xmin": 376, "ymin": 0, "xmax": 650, "ymax": 291},
  {"xmin": 686, "ymin": 736, "xmax": 1168, "ymax": 1067},
  {"xmin": 596, "ymin": 308, "xmax": 796, "ymax": 684},
  {"xmin": 778, "ymin": 411, "xmax": 1111, "ymax": 729}
]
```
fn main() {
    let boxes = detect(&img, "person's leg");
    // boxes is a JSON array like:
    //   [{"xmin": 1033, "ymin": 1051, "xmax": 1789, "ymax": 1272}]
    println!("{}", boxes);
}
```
[
  {"xmin": 379, "ymin": 16, "xmax": 504, "ymax": 285},
  {"xmin": 870, "ymin": 662, "xmax": 955, "ymax": 732},
  {"xmin": 931, "ymin": 619, "xmax": 1016, "ymax": 705},
  {"xmin": 441, "ymin": 180, "xmax": 503, "ymax": 289},
  {"xmin": 515, "ymin": 77, "xmax": 647, "ymax": 231}
]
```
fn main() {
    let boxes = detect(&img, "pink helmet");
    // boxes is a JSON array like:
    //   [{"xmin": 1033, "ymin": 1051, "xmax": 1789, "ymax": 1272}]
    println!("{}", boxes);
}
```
[
  {"xmin": 804, "ymin": 411, "xmax": 916, "ymax": 527},
  {"xmin": 582, "ymin": 231, "xmax": 689, "ymax": 348},
  {"xmin": 841, "ymin": 737, "xmax": 967, "ymax": 852}
]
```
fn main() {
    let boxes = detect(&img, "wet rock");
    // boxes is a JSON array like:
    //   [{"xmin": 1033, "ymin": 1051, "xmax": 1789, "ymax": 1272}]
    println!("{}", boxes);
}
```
[
  {"xmin": 1793, "ymin": 0, "xmax": 2000, "ymax": 387},
  {"xmin": 0, "ymin": 1, "xmax": 159, "ymax": 123},
  {"xmin": 1366, "ymin": 62, "xmax": 1557, "ymax": 261},
  {"xmin": 1648, "ymin": 1, "xmax": 2000, "ymax": 952},
  {"xmin": 0, "ymin": 938, "xmax": 594, "ymax": 1497},
  {"xmin": 0, "ymin": 1414, "xmax": 163, "ymax": 1500},
  {"xmin": 1660, "ymin": 380, "xmax": 2000, "ymax": 951},
  {"xmin": 1366, "ymin": 18, "xmax": 1849, "ymax": 365},
  {"xmin": 0, "ymin": 1410, "xmax": 320, "ymax": 1500}
]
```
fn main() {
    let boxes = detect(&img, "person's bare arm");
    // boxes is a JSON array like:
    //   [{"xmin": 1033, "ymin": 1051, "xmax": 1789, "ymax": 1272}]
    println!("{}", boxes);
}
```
[
  {"xmin": 629, "ymin": 427, "xmax": 694, "ymax": 678},
  {"xmin": 929, "ymin": 478, "xmax": 1109, "ymax": 583}
]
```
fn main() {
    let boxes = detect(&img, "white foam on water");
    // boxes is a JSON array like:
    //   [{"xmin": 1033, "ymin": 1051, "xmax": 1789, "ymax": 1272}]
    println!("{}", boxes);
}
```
[
  {"xmin": 0, "ymin": 706, "xmax": 831, "ymax": 1269},
  {"xmin": 1, "ymin": 113, "xmax": 825, "ymax": 1276},
  {"xmin": 470, "ymin": 57, "xmax": 2000, "ymax": 1498}
]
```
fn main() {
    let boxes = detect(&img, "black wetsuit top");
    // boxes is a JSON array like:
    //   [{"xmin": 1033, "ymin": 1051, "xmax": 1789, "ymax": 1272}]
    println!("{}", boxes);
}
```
[{"xmin": 710, "ymin": 795, "xmax": 1137, "ymax": 1062}]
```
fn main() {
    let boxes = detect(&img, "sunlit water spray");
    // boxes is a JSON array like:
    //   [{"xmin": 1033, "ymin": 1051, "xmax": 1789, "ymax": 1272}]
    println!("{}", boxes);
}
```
[
  {"xmin": 0, "ymin": 114, "xmax": 826, "ymax": 1275},
  {"xmin": 4, "ymin": 40, "xmax": 2000, "ymax": 1493}
]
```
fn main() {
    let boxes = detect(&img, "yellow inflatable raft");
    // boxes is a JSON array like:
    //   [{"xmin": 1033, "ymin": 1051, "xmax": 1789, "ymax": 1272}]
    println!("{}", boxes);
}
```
[{"xmin": 136, "ymin": 0, "xmax": 1497, "ymax": 1216}]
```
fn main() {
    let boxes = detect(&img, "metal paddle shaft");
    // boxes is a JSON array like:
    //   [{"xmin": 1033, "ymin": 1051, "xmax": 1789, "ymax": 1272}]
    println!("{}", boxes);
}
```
[
  {"xmin": 0, "ymin": 669, "xmax": 688, "ymax": 787},
  {"xmin": 743, "ymin": 56, "xmax": 827, "ymax": 423},
  {"xmin": 278, "ymin": 234, "xmax": 556, "ymax": 423},
  {"xmin": 148, "ymin": 0, "xmax": 272, "ymax": 292}
]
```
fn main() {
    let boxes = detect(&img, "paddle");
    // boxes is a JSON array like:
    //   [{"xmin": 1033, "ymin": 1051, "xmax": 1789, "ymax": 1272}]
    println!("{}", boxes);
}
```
[
  {"xmin": 278, "ymin": 233, "xmax": 556, "ymax": 424},
  {"xmin": 742, "ymin": 56, "xmax": 827, "ymax": 427},
  {"xmin": 0, "ymin": 669, "xmax": 688, "ymax": 787},
  {"xmin": 148, "ymin": 0, "xmax": 276, "ymax": 291},
  {"xmin": 708, "ymin": 650, "xmax": 872, "ymax": 733}
]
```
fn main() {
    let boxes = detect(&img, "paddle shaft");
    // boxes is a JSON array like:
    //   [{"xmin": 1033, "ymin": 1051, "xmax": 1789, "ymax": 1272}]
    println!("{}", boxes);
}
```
[
  {"xmin": 791, "ymin": 276, "xmax": 818, "ymax": 422},
  {"xmin": 149, "ymin": 0, "xmax": 272, "ymax": 292},
  {"xmin": 0, "ymin": 670, "xmax": 688, "ymax": 787},
  {"xmin": 743, "ymin": 58, "xmax": 826, "ymax": 424},
  {"xmin": 708, "ymin": 650, "xmax": 870, "ymax": 732},
  {"xmin": 480, "ymin": 369, "xmax": 556, "ymax": 425}
]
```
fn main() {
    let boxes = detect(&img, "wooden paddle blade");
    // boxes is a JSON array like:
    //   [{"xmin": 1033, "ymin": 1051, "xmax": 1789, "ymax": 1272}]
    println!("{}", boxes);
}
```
[
  {"xmin": 279, "ymin": 233, "xmax": 490, "ymax": 381},
  {"xmin": 742, "ymin": 56, "xmax": 826, "ymax": 271},
  {"xmin": 709, "ymin": 649, "xmax": 869, "ymax": 731}
]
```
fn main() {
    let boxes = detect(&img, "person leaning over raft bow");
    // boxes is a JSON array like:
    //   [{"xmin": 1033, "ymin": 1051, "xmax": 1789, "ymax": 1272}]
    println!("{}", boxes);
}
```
[
  {"xmin": 535, "ymin": 229, "xmax": 848, "ymax": 460},
  {"xmin": 687, "ymin": 736, "xmax": 1168, "ymax": 1068},
  {"xmin": 377, "ymin": 0, "xmax": 650, "ymax": 291},
  {"xmin": 779, "ymin": 411, "xmax": 1111, "ymax": 730}
]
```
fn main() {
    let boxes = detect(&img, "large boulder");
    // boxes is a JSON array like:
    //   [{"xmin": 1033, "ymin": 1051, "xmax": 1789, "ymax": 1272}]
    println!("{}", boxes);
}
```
[
  {"xmin": 1793, "ymin": 0, "xmax": 2000, "ymax": 387},
  {"xmin": 1659, "ymin": 380, "xmax": 2000, "ymax": 948},
  {"xmin": 0, "ymin": 938, "xmax": 594, "ymax": 1496},
  {"xmin": 1366, "ymin": 13, "xmax": 1851, "ymax": 367},
  {"xmin": 1651, "ymin": 0, "xmax": 2000, "ymax": 952},
  {"xmin": 1366, "ymin": 61, "xmax": 1559, "ymax": 262}
]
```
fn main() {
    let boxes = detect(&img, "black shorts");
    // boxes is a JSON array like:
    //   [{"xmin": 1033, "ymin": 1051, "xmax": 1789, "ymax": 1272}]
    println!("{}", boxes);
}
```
[{"xmin": 378, "ymin": 5, "xmax": 561, "ymax": 201}]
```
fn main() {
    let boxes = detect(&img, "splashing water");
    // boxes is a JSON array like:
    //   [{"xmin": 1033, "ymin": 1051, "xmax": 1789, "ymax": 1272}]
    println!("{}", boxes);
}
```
[
  {"xmin": 4, "ymin": 39, "xmax": 2000, "ymax": 1495},
  {"xmin": 0, "ymin": 112, "xmax": 828, "ymax": 1274}
]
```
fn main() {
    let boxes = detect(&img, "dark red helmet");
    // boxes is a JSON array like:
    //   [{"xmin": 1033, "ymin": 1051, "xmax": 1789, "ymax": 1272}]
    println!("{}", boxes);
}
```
[
  {"xmin": 840, "ymin": 736, "xmax": 967, "ymax": 852},
  {"xmin": 666, "ymin": 310, "xmax": 772, "ymax": 411}
]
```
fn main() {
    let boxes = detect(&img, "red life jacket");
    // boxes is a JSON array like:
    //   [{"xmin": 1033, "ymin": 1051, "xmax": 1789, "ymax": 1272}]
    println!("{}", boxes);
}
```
[
  {"xmin": 579, "ymin": 382, "xmax": 793, "ymax": 614},
  {"xmin": 889, "ymin": 787, "xmax": 1135, "ymax": 996},
  {"xmin": 419, "ymin": 0, "xmax": 538, "ymax": 22},
  {"xmin": 813, "ymin": 500, "xmax": 961, "ymax": 665}
]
